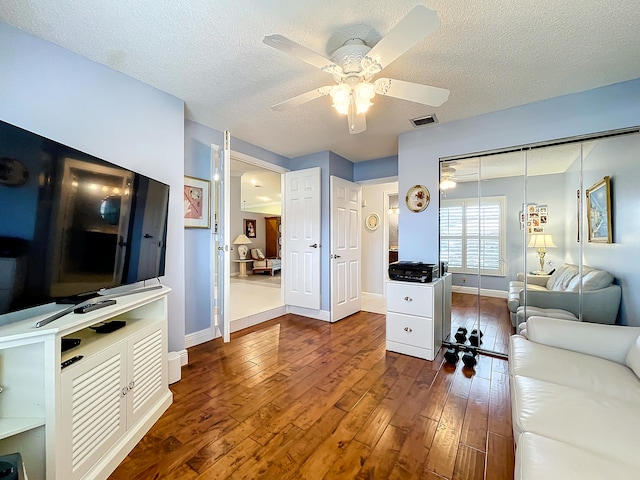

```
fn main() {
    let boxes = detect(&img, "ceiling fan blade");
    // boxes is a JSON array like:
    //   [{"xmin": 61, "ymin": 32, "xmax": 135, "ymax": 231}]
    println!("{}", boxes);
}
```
[
  {"xmin": 271, "ymin": 86, "xmax": 332, "ymax": 111},
  {"xmin": 348, "ymin": 106, "xmax": 366, "ymax": 135},
  {"xmin": 374, "ymin": 78, "xmax": 450, "ymax": 107},
  {"xmin": 366, "ymin": 5, "xmax": 440, "ymax": 71},
  {"xmin": 263, "ymin": 34, "xmax": 341, "ymax": 73}
]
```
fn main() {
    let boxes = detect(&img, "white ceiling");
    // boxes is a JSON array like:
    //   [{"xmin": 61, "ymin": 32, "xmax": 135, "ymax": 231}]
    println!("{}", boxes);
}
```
[
  {"xmin": 1, "ymin": 1, "xmax": 639, "ymax": 162},
  {"xmin": 231, "ymin": 158, "xmax": 281, "ymax": 212}
]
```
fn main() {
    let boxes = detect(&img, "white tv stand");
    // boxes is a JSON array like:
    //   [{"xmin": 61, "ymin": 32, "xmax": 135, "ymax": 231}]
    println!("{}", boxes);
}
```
[{"xmin": 0, "ymin": 286, "xmax": 173, "ymax": 480}]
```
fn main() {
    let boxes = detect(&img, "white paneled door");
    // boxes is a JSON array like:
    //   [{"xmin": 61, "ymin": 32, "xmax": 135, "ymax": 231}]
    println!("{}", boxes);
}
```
[
  {"xmin": 283, "ymin": 167, "xmax": 321, "ymax": 310},
  {"xmin": 330, "ymin": 176, "xmax": 361, "ymax": 322}
]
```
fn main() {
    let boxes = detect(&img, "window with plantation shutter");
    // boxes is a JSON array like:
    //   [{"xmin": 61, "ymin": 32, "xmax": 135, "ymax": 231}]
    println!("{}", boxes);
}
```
[{"xmin": 440, "ymin": 196, "xmax": 506, "ymax": 276}]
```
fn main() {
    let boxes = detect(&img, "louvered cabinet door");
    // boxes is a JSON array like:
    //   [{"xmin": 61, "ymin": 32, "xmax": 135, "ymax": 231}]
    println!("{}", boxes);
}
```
[
  {"xmin": 60, "ymin": 342, "xmax": 127, "ymax": 480},
  {"xmin": 126, "ymin": 325, "xmax": 166, "ymax": 424}
]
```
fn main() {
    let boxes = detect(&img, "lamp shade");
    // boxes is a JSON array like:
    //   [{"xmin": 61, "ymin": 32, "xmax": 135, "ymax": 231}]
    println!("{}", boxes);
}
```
[
  {"xmin": 232, "ymin": 234, "xmax": 252, "ymax": 245},
  {"xmin": 527, "ymin": 234, "xmax": 557, "ymax": 249}
]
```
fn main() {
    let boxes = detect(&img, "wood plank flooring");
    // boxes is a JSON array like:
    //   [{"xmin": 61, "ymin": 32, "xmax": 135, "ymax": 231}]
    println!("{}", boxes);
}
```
[{"xmin": 110, "ymin": 296, "xmax": 514, "ymax": 479}]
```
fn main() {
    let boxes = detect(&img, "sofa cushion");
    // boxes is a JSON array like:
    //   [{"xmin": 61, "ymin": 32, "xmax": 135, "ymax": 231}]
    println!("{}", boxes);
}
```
[
  {"xmin": 511, "ymin": 375, "xmax": 640, "ymax": 465},
  {"xmin": 250, "ymin": 248, "xmax": 266, "ymax": 260},
  {"xmin": 566, "ymin": 266, "xmax": 614, "ymax": 292},
  {"xmin": 546, "ymin": 264, "xmax": 578, "ymax": 291},
  {"xmin": 515, "ymin": 432, "xmax": 638, "ymax": 480},
  {"xmin": 625, "ymin": 335, "xmax": 640, "ymax": 379},
  {"xmin": 510, "ymin": 335, "xmax": 640, "ymax": 403}
]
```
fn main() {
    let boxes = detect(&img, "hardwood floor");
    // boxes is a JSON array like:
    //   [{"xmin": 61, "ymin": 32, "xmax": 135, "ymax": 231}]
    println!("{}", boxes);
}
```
[{"xmin": 110, "ymin": 298, "xmax": 514, "ymax": 479}]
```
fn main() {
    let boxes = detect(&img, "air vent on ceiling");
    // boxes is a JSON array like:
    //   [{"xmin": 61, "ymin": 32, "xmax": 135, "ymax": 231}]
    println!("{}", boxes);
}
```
[{"xmin": 410, "ymin": 114, "xmax": 438, "ymax": 128}]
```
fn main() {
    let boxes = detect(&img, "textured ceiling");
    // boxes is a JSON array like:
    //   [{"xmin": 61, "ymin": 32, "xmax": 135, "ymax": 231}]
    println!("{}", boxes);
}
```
[{"xmin": 1, "ymin": 1, "xmax": 639, "ymax": 162}]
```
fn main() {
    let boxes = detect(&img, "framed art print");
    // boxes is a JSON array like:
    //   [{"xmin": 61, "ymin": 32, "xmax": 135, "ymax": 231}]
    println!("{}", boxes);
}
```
[
  {"xmin": 184, "ymin": 175, "xmax": 210, "ymax": 228},
  {"xmin": 586, "ymin": 176, "xmax": 612, "ymax": 243}
]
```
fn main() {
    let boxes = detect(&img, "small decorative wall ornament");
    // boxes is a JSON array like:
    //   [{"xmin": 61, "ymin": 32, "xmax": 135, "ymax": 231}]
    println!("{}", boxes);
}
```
[
  {"xmin": 405, "ymin": 185, "xmax": 430, "ymax": 213},
  {"xmin": 365, "ymin": 212, "xmax": 380, "ymax": 231}
]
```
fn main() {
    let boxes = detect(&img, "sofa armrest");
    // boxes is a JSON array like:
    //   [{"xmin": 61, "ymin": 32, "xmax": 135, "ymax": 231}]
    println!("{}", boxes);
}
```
[
  {"xmin": 520, "ymin": 285, "xmax": 621, "ymax": 324},
  {"xmin": 519, "ymin": 289, "xmax": 579, "ymax": 315},
  {"xmin": 515, "ymin": 273, "xmax": 549, "ymax": 286},
  {"xmin": 525, "ymin": 316, "xmax": 640, "ymax": 364}
]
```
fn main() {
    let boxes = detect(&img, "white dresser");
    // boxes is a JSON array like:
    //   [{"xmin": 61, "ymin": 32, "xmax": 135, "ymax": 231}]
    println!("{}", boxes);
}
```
[{"xmin": 386, "ymin": 279, "xmax": 443, "ymax": 361}]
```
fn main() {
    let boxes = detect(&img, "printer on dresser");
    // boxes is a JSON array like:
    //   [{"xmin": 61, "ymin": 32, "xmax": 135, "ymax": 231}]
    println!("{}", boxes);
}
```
[{"xmin": 386, "ymin": 262, "xmax": 450, "ymax": 361}]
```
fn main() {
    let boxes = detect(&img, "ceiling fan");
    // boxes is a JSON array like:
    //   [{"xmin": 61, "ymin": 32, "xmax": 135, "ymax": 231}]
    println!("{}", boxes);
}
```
[
  {"xmin": 440, "ymin": 161, "xmax": 478, "ymax": 190},
  {"xmin": 263, "ymin": 5, "xmax": 450, "ymax": 135}
]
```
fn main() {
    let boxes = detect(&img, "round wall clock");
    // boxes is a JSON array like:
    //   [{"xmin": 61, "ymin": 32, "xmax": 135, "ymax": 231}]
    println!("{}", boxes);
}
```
[
  {"xmin": 365, "ymin": 212, "xmax": 380, "ymax": 231},
  {"xmin": 405, "ymin": 184, "xmax": 430, "ymax": 213}
]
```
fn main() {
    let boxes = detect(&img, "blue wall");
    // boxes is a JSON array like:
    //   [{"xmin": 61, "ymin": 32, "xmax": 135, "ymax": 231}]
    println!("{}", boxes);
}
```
[
  {"xmin": 354, "ymin": 155, "xmax": 398, "ymax": 182},
  {"xmin": 0, "ymin": 22, "xmax": 187, "ymax": 350}
]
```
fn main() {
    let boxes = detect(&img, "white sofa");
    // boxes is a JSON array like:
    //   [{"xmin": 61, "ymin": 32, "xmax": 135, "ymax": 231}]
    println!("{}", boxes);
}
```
[
  {"xmin": 509, "ymin": 317, "xmax": 640, "ymax": 480},
  {"xmin": 507, "ymin": 263, "xmax": 621, "ymax": 327}
]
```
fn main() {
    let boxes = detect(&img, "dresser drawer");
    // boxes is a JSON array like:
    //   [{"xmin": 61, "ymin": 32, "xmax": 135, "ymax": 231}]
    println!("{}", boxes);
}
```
[
  {"xmin": 386, "ymin": 312, "xmax": 433, "ymax": 347},
  {"xmin": 386, "ymin": 281, "xmax": 433, "ymax": 317}
]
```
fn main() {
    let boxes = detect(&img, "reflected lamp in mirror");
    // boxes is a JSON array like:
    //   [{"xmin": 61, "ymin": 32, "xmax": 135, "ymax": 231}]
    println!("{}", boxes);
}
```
[
  {"xmin": 233, "ymin": 234, "xmax": 252, "ymax": 260},
  {"xmin": 528, "ymin": 234, "xmax": 556, "ymax": 273}
]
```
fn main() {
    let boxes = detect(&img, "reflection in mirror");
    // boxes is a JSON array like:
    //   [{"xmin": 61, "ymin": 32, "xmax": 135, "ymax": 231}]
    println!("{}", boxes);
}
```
[
  {"xmin": 475, "ymin": 152, "xmax": 526, "ymax": 357},
  {"xmin": 439, "ymin": 158, "xmax": 481, "ymax": 355},
  {"xmin": 441, "ymin": 128, "xmax": 639, "ymax": 365},
  {"xmin": 519, "ymin": 143, "xmax": 582, "ymax": 336}
]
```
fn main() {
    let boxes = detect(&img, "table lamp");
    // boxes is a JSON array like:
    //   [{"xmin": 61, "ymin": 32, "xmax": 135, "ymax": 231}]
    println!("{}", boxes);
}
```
[
  {"xmin": 528, "ymin": 234, "xmax": 556, "ymax": 273},
  {"xmin": 233, "ymin": 234, "xmax": 252, "ymax": 260}
]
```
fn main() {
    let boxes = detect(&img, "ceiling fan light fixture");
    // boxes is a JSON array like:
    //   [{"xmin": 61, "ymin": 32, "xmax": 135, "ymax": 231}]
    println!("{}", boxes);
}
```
[
  {"xmin": 330, "ymin": 84, "xmax": 351, "ymax": 115},
  {"xmin": 440, "ymin": 178, "xmax": 457, "ymax": 190},
  {"xmin": 354, "ymin": 82, "xmax": 375, "ymax": 114}
]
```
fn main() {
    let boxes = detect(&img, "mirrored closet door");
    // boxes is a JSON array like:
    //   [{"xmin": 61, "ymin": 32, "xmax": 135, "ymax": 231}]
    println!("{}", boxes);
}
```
[{"xmin": 440, "ymin": 128, "xmax": 640, "ymax": 358}]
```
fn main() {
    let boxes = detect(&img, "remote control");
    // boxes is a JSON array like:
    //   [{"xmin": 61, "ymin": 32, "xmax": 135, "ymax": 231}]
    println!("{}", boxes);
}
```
[
  {"xmin": 74, "ymin": 299, "xmax": 117, "ymax": 314},
  {"xmin": 61, "ymin": 355, "xmax": 83, "ymax": 369},
  {"xmin": 61, "ymin": 338, "xmax": 81, "ymax": 352}
]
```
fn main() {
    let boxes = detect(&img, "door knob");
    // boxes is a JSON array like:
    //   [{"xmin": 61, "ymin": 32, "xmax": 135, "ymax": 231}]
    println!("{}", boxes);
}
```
[
  {"xmin": 404, "ymin": 327, "xmax": 413, "ymax": 332},
  {"xmin": 143, "ymin": 234, "xmax": 153, "ymax": 238},
  {"xmin": 404, "ymin": 296, "xmax": 413, "ymax": 302},
  {"xmin": 309, "ymin": 243, "xmax": 319, "ymax": 248}
]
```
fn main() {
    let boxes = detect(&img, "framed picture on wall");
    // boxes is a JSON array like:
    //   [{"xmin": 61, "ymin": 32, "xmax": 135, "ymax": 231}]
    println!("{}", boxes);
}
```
[
  {"xmin": 244, "ymin": 219, "xmax": 257, "ymax": 238},
  {"xmin": 586, "ymin": 176, "xmax": 612, "ymax": 243},
  {"xmin": 184, "ymin": 176, "xmax": 210, "ymax": 228}
]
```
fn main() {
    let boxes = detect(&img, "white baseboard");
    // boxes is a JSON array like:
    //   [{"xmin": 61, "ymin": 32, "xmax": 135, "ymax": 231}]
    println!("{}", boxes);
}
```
[
  {"xmin": 286, "ymin": 305, "xmax": 331, "ymax": 322},
  {"xmin": 361, "ymin": 292, "xmax": 385, "ymax": 300},
  {"xmin": 178, "ymin": 349, "xmax": 188, "ymax": 366},
  {"xmin": 453, "ymin": 286, "xmax": 508, "ymax": 299},
  {"xmin": 184, "ymin": 326, "xmax": 215, "ymax": 348},
  {"xmin": 230, "ymin": 306, "xmax": 287, "ymax": 333}
]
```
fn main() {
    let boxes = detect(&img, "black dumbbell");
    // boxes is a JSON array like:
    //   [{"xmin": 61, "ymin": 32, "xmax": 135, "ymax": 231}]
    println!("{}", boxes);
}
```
[
  {"xmin": 462, "ymin": 347, "xmax": 478, "ymax": 367},
  {"xmin": 444, "ymin": 346, "xmax": 460, "ymax": 364},
  {"xmin": 454, "ymin": 327, "xmax": 468, "ymax": 343},
  {"xmin": 471, "ymin": 328, "xmax": 484, "ymax": 338},
  {"xmin": 469, "ymin": 332, "xmax": 482, "ymax": 347}
]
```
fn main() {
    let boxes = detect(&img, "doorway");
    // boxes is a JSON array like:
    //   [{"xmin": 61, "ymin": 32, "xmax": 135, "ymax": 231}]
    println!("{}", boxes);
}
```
[
  {"xmin": 360, "ymin": 181, "xmax": 398, "ymax": 314},
  {"xmin": 228, "ymin": 154, "xmax": 286, "ymax": 330}
]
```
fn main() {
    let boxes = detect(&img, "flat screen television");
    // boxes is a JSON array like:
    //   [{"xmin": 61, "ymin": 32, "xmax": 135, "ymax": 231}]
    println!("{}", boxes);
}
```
[{"xmin": 0, "ymin": 119, "xmax": 170, "ymax": 318}]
